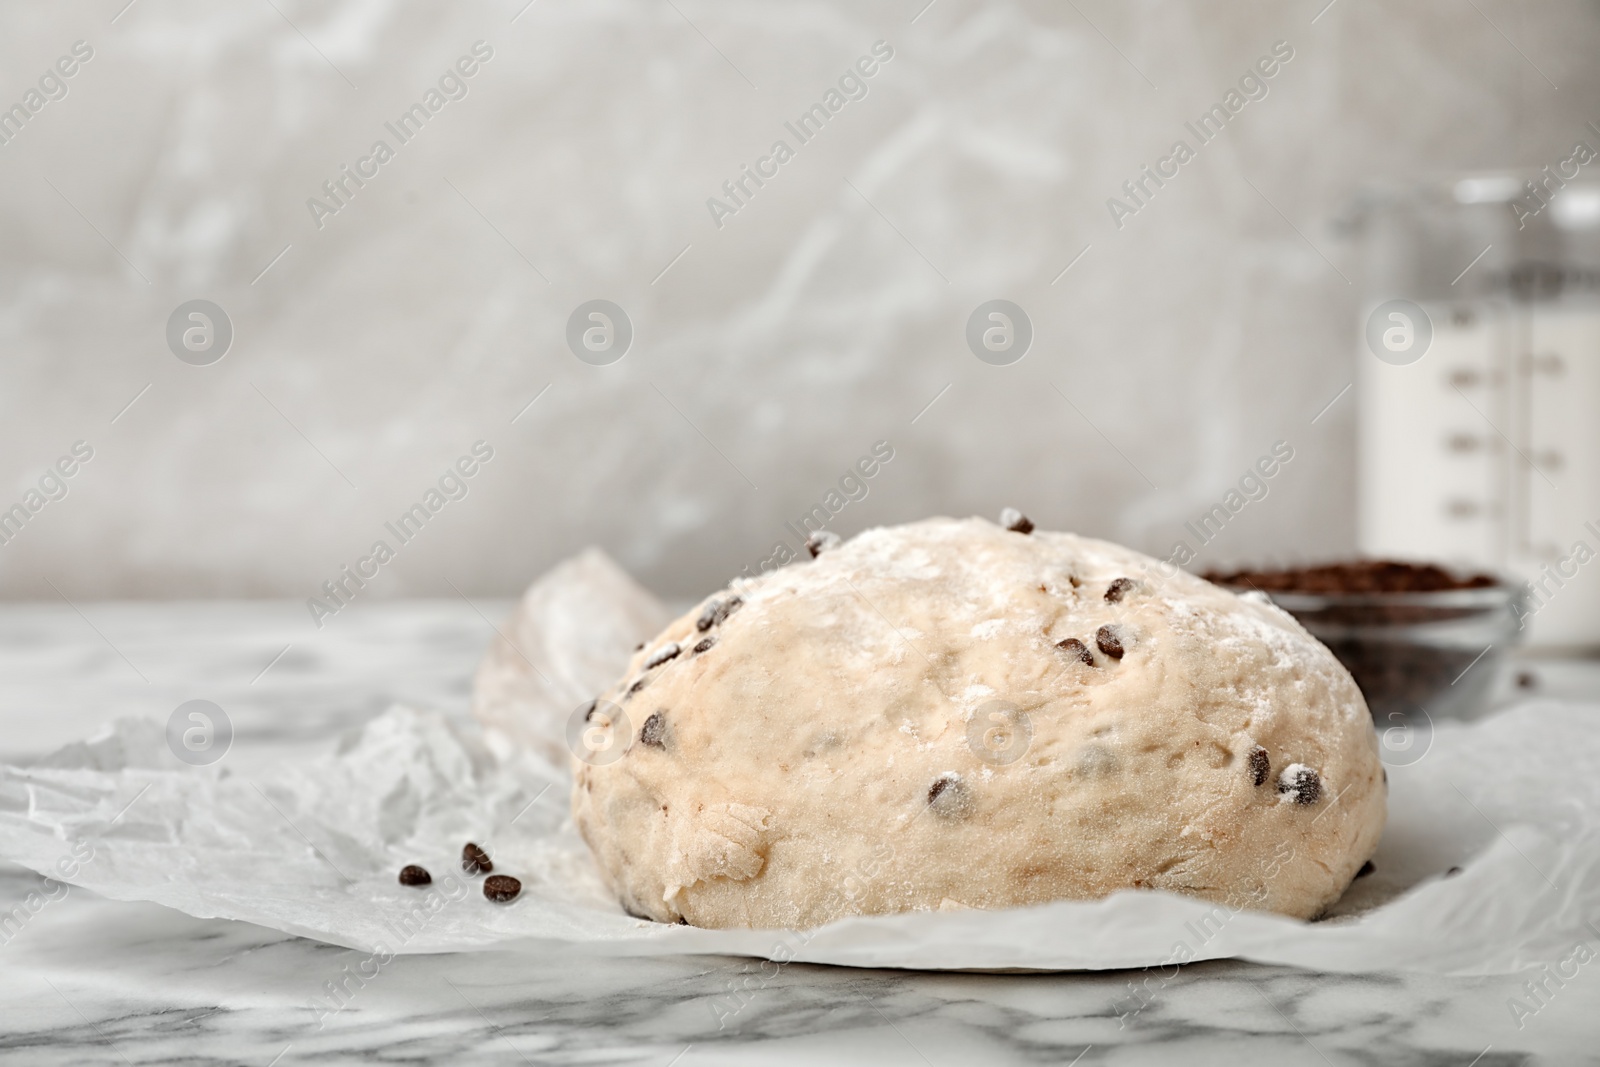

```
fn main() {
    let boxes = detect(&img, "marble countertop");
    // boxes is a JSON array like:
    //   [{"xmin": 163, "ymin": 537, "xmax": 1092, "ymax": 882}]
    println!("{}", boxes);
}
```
[{"xmin": 1, "ymin": 602, "xmax": 1596, "ymax": 1066}]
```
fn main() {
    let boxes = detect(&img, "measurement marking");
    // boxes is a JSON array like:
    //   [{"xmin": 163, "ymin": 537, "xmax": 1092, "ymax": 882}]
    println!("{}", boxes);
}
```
[
  {"xmin": 111, "ymin": 0, "xmax": 140, "ymax": 22},
  {"xmin": 511, "ymin": 0, "xmax": 538, "ymax": 22},
  {"xmin": 1310, "ymin": 0, "xmax": 1341, "ymax": 25},
  {"xmin": 910, "ymin": 0, "xmax": 940, "ymax": 23}
]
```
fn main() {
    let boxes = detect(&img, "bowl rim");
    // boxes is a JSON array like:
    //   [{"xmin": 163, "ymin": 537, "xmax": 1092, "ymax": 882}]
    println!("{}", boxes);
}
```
[{"xmin": 1215, "ymin": 582, "xmax": 1524, "ymax": 612}]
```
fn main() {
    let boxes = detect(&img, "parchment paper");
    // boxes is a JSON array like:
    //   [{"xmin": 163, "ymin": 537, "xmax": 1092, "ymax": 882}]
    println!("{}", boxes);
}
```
[{"xmin": 2, "ymin": 550, "xmax": 1597, "ymax": 975}]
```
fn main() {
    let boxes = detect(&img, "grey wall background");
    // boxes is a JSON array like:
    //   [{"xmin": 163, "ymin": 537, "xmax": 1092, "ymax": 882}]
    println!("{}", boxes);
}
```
[{"xmin": 2, "ymin": 0, "xmax": 1598, "ymax": 602}]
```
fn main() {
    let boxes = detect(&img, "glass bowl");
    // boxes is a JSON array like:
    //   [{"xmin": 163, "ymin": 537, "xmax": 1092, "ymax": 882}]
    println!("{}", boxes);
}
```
[{"xmin": 1221, "ymin": 583, "xmax": 1527, "ymax": 723}]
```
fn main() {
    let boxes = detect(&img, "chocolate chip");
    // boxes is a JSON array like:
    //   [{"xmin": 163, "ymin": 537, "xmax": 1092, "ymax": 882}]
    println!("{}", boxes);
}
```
[
  {"xmin": 581, "ymin": 699, "xmax": 599, "ymax": 722},
  {"xmin": 633, "ymin": 641, "xmax": 645, "ymax": 652},
  {"xmin": 1104, "ymin": 577, "xmax": 1135, "ymax": 603},
  {"xmin": 644, "ymin": 642, "xmax": 681, "ymax": 669},
  {"xmin": 1248, "ymin": 746, "xmax": 1270, "ymax": 787},
  {"xmin": 696, "ymin": 596, "xmax": 744, "ymax": 632},
  {"xmin": 625, "ymin": 677, "xmax": 648, "ymax": 700},
  {"xmin": 692, "ymin": 636, "xmax": 716, "ymax": 654},
  {"xmin": 1095, "ymin": 624, "xmax": 1125, "ymax": 660},
  {"xmin": 462, "ymin": 842, "xmax": 493, "ymax": 875},
  {"xmin": 483, "ymin": 875, "xmax": 521, "ymax": 903},
  {"xmin": 926, "ymin": 772, "xmax": 973, "ymax": 818},
  {"xmin": 999, "ymin": 507, "xmax": 1033, "ymax": 534},
  {"xmin": 639, "ymin": 711, "xmax": 667, "ymax": 749},
  {"xmin": 1516, "ymin": 671, "xmax": 1538, "ymax": 690},
  {"xmin": 1445, "ymin": 866, "xmax": 1462, "ymax": 878},
  {"xmin": 1278, "ymin": 765, "xmax": 1321, "ymax": 805},
  {"xmin": 1055, "ymin": 637, "xmax": 1094, "ymax": 666},
  {"xmin": 806, "ymin": 530, "xmax": 841, "ymax": 557},
  {"xmin": 398, "ymin": 864, "xmax": 431, "ymax": 887},
  {"xmin": 1356, "ymin": 860, "xmax": 1375, "ymax": 878}
]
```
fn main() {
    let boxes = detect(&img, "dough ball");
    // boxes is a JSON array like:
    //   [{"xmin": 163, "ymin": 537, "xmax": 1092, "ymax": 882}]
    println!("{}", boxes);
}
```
[{"xmin": 571, "ymin": 517, "xmax": 1385, "ymax": 928}]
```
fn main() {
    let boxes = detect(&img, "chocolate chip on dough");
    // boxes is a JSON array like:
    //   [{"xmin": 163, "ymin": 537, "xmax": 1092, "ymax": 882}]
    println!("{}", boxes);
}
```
[
  {"xmin": 999, "ymin": 508, "xmax": 1033, "ymax": 534},
  {"xmin": 806, "ymin": 530, "xmax": 841, "ymax": 557},
  {"xmin": 1055, "ymin": 637, "xmax": 1094, "ymax": 666},
  {"xmin": 1356, "ymin": 860, "xmax": 1375, "ymax": 878},
  {"xmin": 1248, "ymin": 746, "xmax": 1271, "ymax": 787},
  {"xmin": 483, "ymin": 875, "xmax": 521, "ymax": 903},
  {"xmin": 1095, "ymin": 625, "xmax": 1126, "ymax": 660},
  {"xmin": 462, "ymin": 842, "xmax": 493, "ymax": 875},
  {"xmin": 644, "ymin": 643, "xmax": 681, "ymax": 669},
  {"xmin": 926, "ymin": 773, "xmax": 973, "ymax": 818},
  {"xmin": 1278, "ymin": 765, "xmax": 1322, "ymax": 806},
  {"xmin": 696, "ymin": 596, "xmax": 745, "ymax": 632},
  {"xmin": 398, "ymin": 865, "xmax": 431, "ymax": 887},
  {"xmin": 1104, "ymin": 577, "xmax": 1136, "ymax": 603},
  {"xmin": 692, "ymin": 636, "xmax": 716, "ymax": 655},
  {"xmin": 639, "ymin": 711, "xmax": 668, "ymax": 749}
]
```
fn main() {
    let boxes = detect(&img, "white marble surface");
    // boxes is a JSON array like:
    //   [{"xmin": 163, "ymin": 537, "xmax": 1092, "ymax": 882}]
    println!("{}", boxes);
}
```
[{"xmin": 2, "ymin": 601, "xmax": 1598, "ymax": 1065}]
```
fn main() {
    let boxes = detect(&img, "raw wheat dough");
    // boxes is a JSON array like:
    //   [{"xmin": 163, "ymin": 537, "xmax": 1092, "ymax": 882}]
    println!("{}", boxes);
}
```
[{"xmin": 571, "ymin": 517, "xmax": 1386, "ymax": 929}]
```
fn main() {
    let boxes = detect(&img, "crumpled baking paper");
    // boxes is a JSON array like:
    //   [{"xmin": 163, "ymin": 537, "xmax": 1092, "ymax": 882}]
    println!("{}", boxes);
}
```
[{"xmin": 2, "ymin": 550, "xmax": 1598, "ymax": 975}]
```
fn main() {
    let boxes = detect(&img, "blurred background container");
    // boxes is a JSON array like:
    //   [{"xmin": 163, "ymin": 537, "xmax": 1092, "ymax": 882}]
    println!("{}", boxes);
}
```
[{"xmin": 3, "ymin": 0, "xmax": 1600, "ymax": 611}]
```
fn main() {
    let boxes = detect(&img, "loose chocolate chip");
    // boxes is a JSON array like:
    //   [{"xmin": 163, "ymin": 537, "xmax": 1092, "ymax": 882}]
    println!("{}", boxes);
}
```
[
  {"xmin": 639, "ymin": 711, "xmax": 667, "ymax": 749},
  {"xmin": 483, "ymin": 875, "xmax": 521, "ymax": 903},
  {"xmin": 1095, "ymin": 625, "xmax": 1125, "ymax": 660},
  {"xmin": 926, "ymin": 772, "xmax": 973, "ymax": 818},
  {"xmin": 633, "ymin": 641, "xmax": 645, "ymax": 652},
  {"xmin": 1278, "ymin": 765, "xmax": 1322, "ymax": 806},
  {"xmin": 1356, "ymin": 860, "xmax": 1375, "ymax": 878},
  {"xmin": 398, "ymin": 864, "xmax": 431, "ymax": 887},
  {"xmin": 1445, "ymin": 866, "xmax": 1463, "ymax": 878},
  {"xmin": 1104, "ymin": 577, "xmax": 1135, "ymax": 603},
  {"xmin": 999, "ymin": 507, "xmax": 1033, "ymax": 534},
  {"xmin": 1056, "ymin": 637, "xmax": 1094, "ymax": 666},
  {"xmin": 1248, "ymin": 746, "xmax": 1271, "ymax": 787},
  {"xmin": 644, "ymin": 642, "xmax": 681, "ymax": 669},
  {"xmin": 806, "ymin": 530, "xmax": 841, "ymax": 557},
  {"xmin": 462, "ymin": 842, "xmax": 493, "ymax": 875},
  {"xmin": 1516, "ymin": 671, "xmax": 1538, "ymax": 690},
  {"xmin": 692, "ymin": 636, "xmax": 716, "ymax": 654}
]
